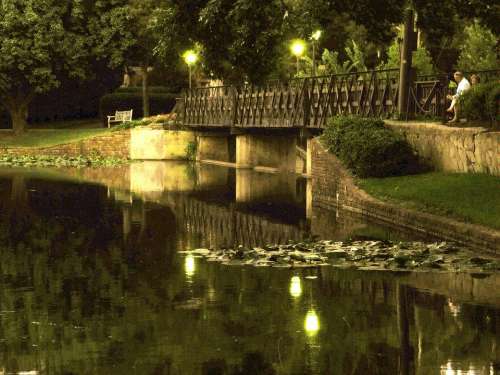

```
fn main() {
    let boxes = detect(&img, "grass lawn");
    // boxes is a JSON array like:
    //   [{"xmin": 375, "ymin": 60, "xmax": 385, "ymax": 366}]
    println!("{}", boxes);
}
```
[
  {"xmin": 358, "ymin": 172, "xmax": 500, "ymax": 230},
  {"xmin": 28, "ymin": 118, "xmax": 102, "ymax": 129},
  {"xmin": 0, "ymin": 128, "xmax": 111, "ymax": 148}
]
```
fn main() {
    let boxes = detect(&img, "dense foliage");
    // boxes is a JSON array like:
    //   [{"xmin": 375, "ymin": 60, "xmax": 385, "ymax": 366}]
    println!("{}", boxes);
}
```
[
  {"xmin": 379, "ymin": 37, "xmax": 435, "ymax": 76},
  {"xmin": 460, "ymin": 82, "xmax": 500, "ymax": 127},
  {"xmin": 0, "ymin": 0, "xmax": 131, "ymax": 133},
  {"xmin": 322, "ymin": 116, "xmax": 419, "ymax": 178},
  {"xmin": 457, "ymin": 21, "xmax": 498, "ymax": 72}
]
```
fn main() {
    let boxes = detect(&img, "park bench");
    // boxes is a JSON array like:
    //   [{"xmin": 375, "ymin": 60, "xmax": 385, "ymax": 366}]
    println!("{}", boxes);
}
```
[{"xmin": 107, "ymin": 110, "xmax": 133, "ymax": 128}]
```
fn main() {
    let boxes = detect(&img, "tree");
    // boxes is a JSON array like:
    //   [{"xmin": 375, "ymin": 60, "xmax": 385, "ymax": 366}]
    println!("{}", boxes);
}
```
[
  {"xmin": 123, "ymin": 0, "xmax": 168, "ymax": 117},
  {"xmin": 456, "ymin": 21, "xmax": 498, "ymax": 72},
  {"xmin": 198, "ymin": 0, "xmax": 285, "ymax": 84},
  {"xmin": 0, "ymin": 0, "xmax": 131, "ymax": 134},
  {"xmin": 380, "ymin": 37, "xmax": 435, "ymax": 76}
]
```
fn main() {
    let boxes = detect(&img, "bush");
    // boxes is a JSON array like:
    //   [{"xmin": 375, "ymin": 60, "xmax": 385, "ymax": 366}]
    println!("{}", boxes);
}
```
[
  {"xmin": 321, "ymin": 116, "xmax": 419, "ymax": 178},
  {"xmin": 460, "ymin": 82, "xmax": 499, "ymax": 126},
  {"xmin": 99, "ymin": 92, "xmax": 177, "ymax": 126}
]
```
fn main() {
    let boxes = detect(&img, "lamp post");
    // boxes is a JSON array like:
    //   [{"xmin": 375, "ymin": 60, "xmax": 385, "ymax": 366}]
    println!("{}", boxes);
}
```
[
  {"xmin": 290, "ymin": 39, "xmax": 306, "ymax": 76},
  {"xmin": 183, "ymin": 50, "xmax": 198, "ymax": 89},
  {"xmin": 310, "ymin": 30, "xmax": 322, "ymax": 76}
]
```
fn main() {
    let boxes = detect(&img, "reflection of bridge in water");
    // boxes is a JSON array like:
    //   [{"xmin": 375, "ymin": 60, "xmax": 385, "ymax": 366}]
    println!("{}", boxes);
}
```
[
  {"xmin": 113, "ymin": 162, "xmax": 311, "ymax": 248},
  {"xmin": 43, "ymin": 161, "xmax": 400, "ymax": 248}
]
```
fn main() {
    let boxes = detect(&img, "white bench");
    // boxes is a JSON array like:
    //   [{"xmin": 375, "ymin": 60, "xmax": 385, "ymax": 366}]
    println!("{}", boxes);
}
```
[{"xmin": 107, "ymin": 110, "xmax": 133, "ymax": 128}]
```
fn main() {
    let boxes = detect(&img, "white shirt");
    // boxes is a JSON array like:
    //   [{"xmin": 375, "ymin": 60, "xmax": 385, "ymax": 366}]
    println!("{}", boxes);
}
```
[{"xmin": 454, "ymin": 78, "xmax": 471, "ymax": 98}]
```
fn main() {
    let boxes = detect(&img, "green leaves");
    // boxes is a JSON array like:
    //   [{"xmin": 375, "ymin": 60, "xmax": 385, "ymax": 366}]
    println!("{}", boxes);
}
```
[
  {"xmin": 457, "ymin": 21, "xmax": 498, "ymax": 72},
  {"xmin": 322, "ymin": 116, "xmax": 419, "ymax": 178}
]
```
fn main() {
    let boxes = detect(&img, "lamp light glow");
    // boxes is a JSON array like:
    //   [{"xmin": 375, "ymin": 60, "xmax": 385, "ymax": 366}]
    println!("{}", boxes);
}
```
[
  {"xmin": 304, "ymin": 309, "xmax": 320, "ymax": 336},
  {"xmin": 289, "ymin": 276, "xmax": 302, "ymax": 299},
  {"xmin": 185, "ymin": 254, "xmax": 196, "ymax": 277},
  {"xmin": 183, "ymin": 50, "xmax": 198, "ymax": 66},
  {"xmin": 290, "ymin": 39, "xmax": 306, "ymax": 57},
  {"xmin": 311, "ymin": 30, "xmax": 322, "ymax": 41}
]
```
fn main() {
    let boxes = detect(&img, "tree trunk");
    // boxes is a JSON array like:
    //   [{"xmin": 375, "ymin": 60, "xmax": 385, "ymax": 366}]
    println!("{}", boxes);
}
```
[
  {"xmin": 4, "ymin": 96, "xmax": 30, "ymax": 135},
  {"xmin": 142, "ymin": 65, "xmax": 150, "ymax": 118},
  {"xmin": 397, "ymin": 9, "xmax": 417, "ymax": 120}
]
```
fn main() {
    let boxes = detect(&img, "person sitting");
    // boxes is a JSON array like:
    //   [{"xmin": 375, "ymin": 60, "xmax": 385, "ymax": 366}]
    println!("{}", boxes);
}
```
[
  {"xmin": 446, "ymin": 71, "xmax": 471, "ymax": 123},
  {"xmin": 470, "ymin": 74, "xmax": 481, "ymax": 85}
]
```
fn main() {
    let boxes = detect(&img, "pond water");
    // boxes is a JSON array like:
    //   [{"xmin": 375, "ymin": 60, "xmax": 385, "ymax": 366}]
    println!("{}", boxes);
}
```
[{"xmin": 0, "ymin": 163, "xmax": 498, "ymax": 375}]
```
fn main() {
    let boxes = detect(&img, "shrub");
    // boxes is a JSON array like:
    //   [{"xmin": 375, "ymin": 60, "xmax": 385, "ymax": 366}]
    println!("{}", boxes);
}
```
[
  {"xmin": 460, "ymin": 82, "xmax": 500, "ymax": 126},
  {"xmin": 99, "ymin": 92, "xmax": 177, "ymax": 126},
  {"xmin": 321, "ymin": 116, "xmax": 419, "ymax": 178}
]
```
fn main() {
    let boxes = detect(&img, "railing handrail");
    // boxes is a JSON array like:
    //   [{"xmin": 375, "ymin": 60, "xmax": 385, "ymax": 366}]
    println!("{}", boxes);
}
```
[{"xmin": 187, "ymin": 68, "xmax": 401, "ymax": 92}]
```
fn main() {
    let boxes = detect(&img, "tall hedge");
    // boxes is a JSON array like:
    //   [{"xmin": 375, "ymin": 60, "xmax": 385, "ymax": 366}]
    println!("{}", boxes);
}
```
[
  {"xmin": 321, "ymin": 116, "xmax": 419, "ymax": 178},
  {"xmin": 460, "ymin": 82, "xmax": 499, "ymax": 127},
  {"xmin": 99, "ymin": 92, "xmax": 177, "ymax": 125}
]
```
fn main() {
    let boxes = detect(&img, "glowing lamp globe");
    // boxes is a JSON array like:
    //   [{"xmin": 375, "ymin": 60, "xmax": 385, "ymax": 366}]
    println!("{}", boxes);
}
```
[
  {"xmin": 290, "ymin": 40, "xmax": 306, "ymax": 57},
  {"xmin": 311, "ymin": 30, "xmax": 322, "ymax": 41},
  {"xmin": 183, "ymin": 50, "xmax": 198, "ymax": 66}
]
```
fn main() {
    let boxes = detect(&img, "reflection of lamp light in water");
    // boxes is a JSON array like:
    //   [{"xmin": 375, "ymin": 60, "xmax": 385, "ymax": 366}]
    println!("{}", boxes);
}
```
[
  {"xmin": 290, "ymin": 276, "xmax": 302, "ymax": 299},
  {"xmin": 441, "ymin": 360, "xmax": 481, "ymax": 375},
  {"xmin": 447, "ymin": 298, "xmax": 461, "ymax": 317},
  {"xmin": 304, "ymin": 309, "xmax": 320, "ymax": 336},
  {"xmin": 185, "ymin": 255, "xmax": 196, "ymax": 278}
]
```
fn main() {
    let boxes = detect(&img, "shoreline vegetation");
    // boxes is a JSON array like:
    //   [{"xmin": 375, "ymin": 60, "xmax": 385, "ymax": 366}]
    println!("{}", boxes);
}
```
[{"xmin": 0, "ymin": 155, "xmax": 127, "ymax": 168}]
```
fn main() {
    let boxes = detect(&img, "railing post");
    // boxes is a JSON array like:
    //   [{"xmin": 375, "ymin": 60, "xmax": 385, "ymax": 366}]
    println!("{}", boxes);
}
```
[
  {"xmin": 231, "ymin": 85, "xmax": 238, "ymax": 127},
  {"xmin": 302, "ymin": 78, "xmax": 310, "ymax": 127}
]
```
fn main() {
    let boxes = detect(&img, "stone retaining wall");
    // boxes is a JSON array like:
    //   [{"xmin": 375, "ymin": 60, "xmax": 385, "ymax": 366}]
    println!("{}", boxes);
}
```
[
  {"xmin": 385, "ymin": 121, "xmax": 500, "ymax": 176},
  {"xmin": 0, "ymin": 131, "xmax": 131, "ymax": 159},
  {"xmin": 310, "ymin": 138, "xmax": 500, "ymax": 254},
  {"xmin": 130, "ymin": 127, "xmax": 195, "ymax": 160}
]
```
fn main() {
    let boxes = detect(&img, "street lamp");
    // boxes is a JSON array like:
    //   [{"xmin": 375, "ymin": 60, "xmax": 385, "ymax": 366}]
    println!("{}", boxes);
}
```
[
  {"xmin": 310, "ymin": 30, "xmax": 322, "ymax": 76},
  {"xmin": 183, "ymin": 50, "xmax": 198, "ymax": 89},
  {"xmin": 290, "ymin": 39, "xmax": 306, "ymax": 76}
]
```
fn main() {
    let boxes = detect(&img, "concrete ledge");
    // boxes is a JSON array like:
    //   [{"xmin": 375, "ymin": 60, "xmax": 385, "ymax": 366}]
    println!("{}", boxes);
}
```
[{"xmin": 310, "ymin": 138, "xmax": 500, "ymax": 255}]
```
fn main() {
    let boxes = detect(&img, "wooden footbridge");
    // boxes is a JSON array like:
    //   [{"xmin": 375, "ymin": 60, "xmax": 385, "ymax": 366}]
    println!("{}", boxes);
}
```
[
  {"xmin": 175, "ymin": 68, "xmax": 500, "ymax": 130},
  {"xmin": 177, "ymin": 69, "xmax": 401, "ymax": 129},
  {"xmin": 174, "ymin": 68, "xmax": 459, "ymax": 129}
]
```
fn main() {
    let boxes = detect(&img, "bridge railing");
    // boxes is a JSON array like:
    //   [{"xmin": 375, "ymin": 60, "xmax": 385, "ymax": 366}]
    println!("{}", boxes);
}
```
[
  {"xmin": 179, "ymin": 67, "xmax": 500, "ymax": 127},
  {"xmin": 183, "ymin": 85, "xmax": 236, "ymax": 127},
  {"xmin": 180, "ymin": 69, "xmax": 401, "ymax": 129},
  {"xmin": 302, "ymin": 69, "xmax": 400, "ymax": 128}
]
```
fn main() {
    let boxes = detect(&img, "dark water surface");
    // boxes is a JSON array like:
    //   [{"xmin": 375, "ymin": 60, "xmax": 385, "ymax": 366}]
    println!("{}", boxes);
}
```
[{"xmin": 0, "ymin": 163, "xmax": 498, "ymax": 375}]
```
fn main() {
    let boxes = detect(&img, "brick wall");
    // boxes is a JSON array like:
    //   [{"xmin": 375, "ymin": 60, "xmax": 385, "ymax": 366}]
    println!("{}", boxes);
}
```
[
  {"xmin": 0, "ymin": 130, "xmax": 131, "ymax": 159},
  {"xmin": 310, "ymin": 138, "xmax": 500, "ymax": 254}
]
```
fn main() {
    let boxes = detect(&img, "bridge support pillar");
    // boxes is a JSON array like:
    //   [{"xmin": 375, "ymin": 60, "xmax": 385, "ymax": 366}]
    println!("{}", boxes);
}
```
[
  {"xmin": 196, "ymin": 133, "xmax": 231, "ymax": 162},
  {"xmin": 236, "ymin": 169, "xmax": 296, "ymax": 204},
  {"xmin": 236, "ymin": 134, "xmax": 297, "ymax": 172}
]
